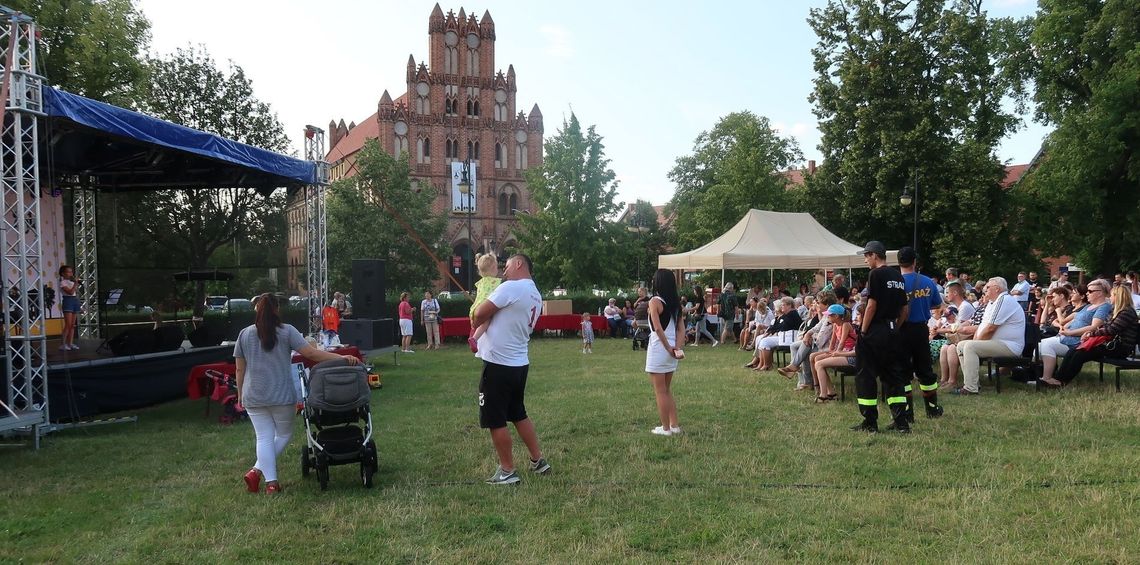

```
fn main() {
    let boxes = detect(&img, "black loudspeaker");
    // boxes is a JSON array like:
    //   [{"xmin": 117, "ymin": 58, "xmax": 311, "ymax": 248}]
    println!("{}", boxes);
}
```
[
  {"xmin": 152, "ymin": 325, "xmax": 186, "ymax": 352},
  {"xmin": 352, "ymin": 259, "xmax": 386, "ymax": 319},
  {"xmin": 339, "ymin": 318, "xmax": 395, "ymax": 350},
  {"xmin": 107, "ymin": 328, "xmax": 156, "ymax": 356}
]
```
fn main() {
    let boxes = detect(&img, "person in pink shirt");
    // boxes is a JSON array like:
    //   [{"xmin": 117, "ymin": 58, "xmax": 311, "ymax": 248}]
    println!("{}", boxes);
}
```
[{"xmin": 398, "ymin": 292, "xmax": 416, "ymax": 353}]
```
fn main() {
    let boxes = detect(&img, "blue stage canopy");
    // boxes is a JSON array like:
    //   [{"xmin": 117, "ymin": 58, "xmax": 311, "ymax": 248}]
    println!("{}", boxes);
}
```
[{"xmin": 42, "ymin": 87, "xmax": 316, "ymax": 191}]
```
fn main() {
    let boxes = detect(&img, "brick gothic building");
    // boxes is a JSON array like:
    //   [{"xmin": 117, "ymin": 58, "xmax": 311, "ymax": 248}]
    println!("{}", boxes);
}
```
[{"xmin": 285, "ymin": 4, "xmax": 544, "ymax": 292}]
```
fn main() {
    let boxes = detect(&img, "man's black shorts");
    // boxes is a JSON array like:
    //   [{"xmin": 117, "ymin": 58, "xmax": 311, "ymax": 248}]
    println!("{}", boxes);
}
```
[{"xmin": 479, "ymin": 361, "xmax": 529, "ymax": 429}]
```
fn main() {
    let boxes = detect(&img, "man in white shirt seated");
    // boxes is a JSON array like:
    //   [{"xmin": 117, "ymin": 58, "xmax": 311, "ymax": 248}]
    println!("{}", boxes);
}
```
[
  {"xmin": 955, "ymin": 277, "xmax": 1025, "ymax": 395},
  {"xmin": 604, "ymin": 298, "xmax": 623, "ymax": 338}
]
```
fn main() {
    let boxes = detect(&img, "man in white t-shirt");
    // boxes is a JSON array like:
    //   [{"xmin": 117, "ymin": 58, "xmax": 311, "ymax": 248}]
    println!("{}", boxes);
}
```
[
  {"xmin": 471, "ymin": 253, "xmax": 551, "ymax": 485},
  {"xmin": 956, "ymin": 277, "xmax": 1025, "ymax": 394},
  {"xmin": 1010, "ymin": 272, "xmax": 1031, "ymax": 311}
]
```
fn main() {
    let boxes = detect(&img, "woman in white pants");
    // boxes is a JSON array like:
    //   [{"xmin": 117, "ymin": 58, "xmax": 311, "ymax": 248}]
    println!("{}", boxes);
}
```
[
  {"xmin": 1039, "ymin": 282, "xmax": 1108, "ymax": 381},
  {"xmin": 237, "ymin": 293, "xmax": 360, "ymax": 494}
]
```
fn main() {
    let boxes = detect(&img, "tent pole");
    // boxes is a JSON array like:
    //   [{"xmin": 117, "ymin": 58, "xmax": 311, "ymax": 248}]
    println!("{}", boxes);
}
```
[
  {"xmin": 721, "ymin": 269, "xmax": 725, "ymax": 289},
  {"xmin": 770, "ymin": 269, "xmax": 773, "ymax": 292}
]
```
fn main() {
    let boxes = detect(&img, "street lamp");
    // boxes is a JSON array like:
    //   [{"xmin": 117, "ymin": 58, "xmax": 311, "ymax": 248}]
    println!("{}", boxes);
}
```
[
  {"xmin": 457, "ymin": 158, "xmax": 474, "ymax": 294},
  {"xmin": 899, "ymin": 170, "xmax": 918, "ymax": 252},
  {"xmin": 627, "ymin": 221, "xmax": 649, "ymax": 287}
]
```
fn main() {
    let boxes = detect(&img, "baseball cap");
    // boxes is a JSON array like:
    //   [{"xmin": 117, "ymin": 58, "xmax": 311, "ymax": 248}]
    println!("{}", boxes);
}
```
[
  {"xmin": 898, "ymin": 246, "xmax": 917, "ymax": 264},
  {"xmin": 826, "ymin": 304, "xmax": 846, "ymax": 316},
  {"xmin": 858, "ymin": 241, "xmax": 887, "ymax": 257}
]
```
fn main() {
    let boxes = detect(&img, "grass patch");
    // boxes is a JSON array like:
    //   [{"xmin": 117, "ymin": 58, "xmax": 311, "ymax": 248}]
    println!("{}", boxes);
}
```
[{"xmin": 2, "ymin": 337, "xmax": 1139, "ymax": 562}]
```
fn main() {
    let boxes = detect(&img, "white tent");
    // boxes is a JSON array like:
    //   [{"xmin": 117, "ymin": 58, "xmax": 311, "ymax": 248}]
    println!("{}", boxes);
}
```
[{"xmin": 658, "ymin": 209, "xmax": 897, "ymax": 270}]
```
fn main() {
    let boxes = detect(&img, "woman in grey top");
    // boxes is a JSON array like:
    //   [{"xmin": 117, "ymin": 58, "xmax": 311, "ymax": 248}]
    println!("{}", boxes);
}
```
[{"xmin": 238, "ymin": 293, "xmax": 360, "ymax": 494}]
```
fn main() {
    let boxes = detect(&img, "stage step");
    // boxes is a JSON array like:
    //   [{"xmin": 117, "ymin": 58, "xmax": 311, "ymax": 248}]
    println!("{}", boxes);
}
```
[{"xmin": 0, "ymin": 409, "xmax": 46, "ymax": 433}]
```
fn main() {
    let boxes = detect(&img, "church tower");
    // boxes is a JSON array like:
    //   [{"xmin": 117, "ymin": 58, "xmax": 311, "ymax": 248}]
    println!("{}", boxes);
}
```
[{"xmin": 311, "ymin": 4, "xmax": 545, "ymax": 292}]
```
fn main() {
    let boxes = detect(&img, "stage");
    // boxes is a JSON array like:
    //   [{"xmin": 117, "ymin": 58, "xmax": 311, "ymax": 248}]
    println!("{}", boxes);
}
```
[{"xmin": 43, "ymin": 337, "xmax": 233, "ymax": 422}]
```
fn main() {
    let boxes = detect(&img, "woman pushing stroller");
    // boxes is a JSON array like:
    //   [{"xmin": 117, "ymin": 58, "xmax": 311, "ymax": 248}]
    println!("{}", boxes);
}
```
[{"xmin": 237, "ymin": 293, "xmax": 360, "ymax": 494}]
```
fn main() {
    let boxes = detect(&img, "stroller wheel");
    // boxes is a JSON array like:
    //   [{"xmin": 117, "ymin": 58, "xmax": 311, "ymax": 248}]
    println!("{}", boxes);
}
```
[
  {"xmin": 361, "ymin": 442, "xmax": 377, "ymax": 488},
  {"xmin": 360, "ymin": 462, "xmax": 374, "ymax": 488},
  {"xmin": 301, "ymin": 446, "xmax": 312, "ymax": 477},
  {"xmin": 316, "ymin": 452, "xmax": 330, "ymax": 491}
]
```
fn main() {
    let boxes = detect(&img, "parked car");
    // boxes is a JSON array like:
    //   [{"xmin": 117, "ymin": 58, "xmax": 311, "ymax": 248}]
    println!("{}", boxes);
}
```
[
  {"xmin": 204, "ymin": 296, "xmax": 228, "ymax": 311},
  {"xmin": 222, "ymin": 298, "xmax": 253, "ymax": 312}
]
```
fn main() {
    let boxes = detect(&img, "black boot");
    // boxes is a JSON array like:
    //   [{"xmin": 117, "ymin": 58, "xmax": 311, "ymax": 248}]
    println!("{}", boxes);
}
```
[
  {"xmin": 886, "ymin": 403, "xmax": 911, "ymax": 433},
  {"xmin": 850, "ymin": 404, "xmax": 879, "ymax": 433},
  {"xmin": 904, "ymin": 394, "xmax": 916, "ymax": 423},
  {"xmin": 924, "ymin": 393, "xmax": 944, "ymax": 418}
]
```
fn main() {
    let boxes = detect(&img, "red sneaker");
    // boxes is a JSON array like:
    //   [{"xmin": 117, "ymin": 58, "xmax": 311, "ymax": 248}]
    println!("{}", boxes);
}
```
[
  {"xmin": 468, "ymin": 337, "xmax": 479, "ymax": 353},
  {"xmin": 243, "ymin": 468, "xmax": 261, "ymax": 493}
]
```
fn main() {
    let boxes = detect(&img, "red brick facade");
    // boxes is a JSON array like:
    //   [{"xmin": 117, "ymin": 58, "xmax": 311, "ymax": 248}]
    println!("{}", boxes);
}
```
[{"xmin": 286, "ymin": 4, "xmax": 544, "ymax": 292}]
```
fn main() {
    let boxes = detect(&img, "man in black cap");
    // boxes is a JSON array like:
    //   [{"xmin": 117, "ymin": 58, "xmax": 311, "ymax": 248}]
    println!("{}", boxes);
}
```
[
  {"xmin": 898, "ymin": 246, "xmax": 944, "ymax": 424},
  {"xmin": 852, "ymin": 241, "xmax": 910, "ymax": 433}
]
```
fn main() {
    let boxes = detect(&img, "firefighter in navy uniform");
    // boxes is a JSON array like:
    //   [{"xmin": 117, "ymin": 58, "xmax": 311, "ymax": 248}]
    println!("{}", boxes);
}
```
[
  {"xmin": 897, "ymin": 246, "xmax": 945, "ymax": 423},
  {"xmin": 852, "ymin": 241, "xmax": 911, "ymax": 433}
]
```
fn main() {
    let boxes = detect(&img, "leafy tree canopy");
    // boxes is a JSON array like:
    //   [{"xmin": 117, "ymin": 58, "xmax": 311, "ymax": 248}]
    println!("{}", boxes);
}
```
[
  {"xmin": 325, "ymin": 140, "xmax": 448, "ymax": 295},
  {"xmin": 666, "ymin": 111, "xmax": 802, "ymax": 252},
  {"xmin": 518, "ymin": 113, "xmax": 626, "ymax": 290}
]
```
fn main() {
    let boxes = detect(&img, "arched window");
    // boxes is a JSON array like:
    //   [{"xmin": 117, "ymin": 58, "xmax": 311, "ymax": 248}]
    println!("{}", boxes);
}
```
[
  {"xmin": 498, "ymin": 193, "xmax": 508, "ymax": 216},
  {"xmin": 515, "ymin": 143, "xmax": 527, "ymax": 169},
  {"xmin": 509, "ymin": 193, "xmax": 518, "ymax": 214},
  {"xmin": 473, "ymin": 100, "xmax": 480, "ymax": 117},
  {"xmin": 474, "ymin": 141, "xmax": 480, "ymax": 160},
  {"xmin": 466, "ymin": 141, "xmax": 473, "ymax": 159},
  {"xmin": 494, "ymin": 143, "xmax": 503, "ymax": 168},
  {"xmin": 466, "ymin": 99, "xmax": 473, "ymax": 117}
]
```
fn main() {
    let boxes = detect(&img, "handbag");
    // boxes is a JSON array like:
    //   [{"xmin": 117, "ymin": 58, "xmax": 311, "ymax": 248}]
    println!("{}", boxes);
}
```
[{"xmin": 1076, "ymin": 334, "xmax": 1111, "ymax": 351}]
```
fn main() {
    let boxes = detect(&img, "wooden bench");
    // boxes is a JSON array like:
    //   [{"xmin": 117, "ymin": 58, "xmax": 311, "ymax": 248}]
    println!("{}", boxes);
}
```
[{"xmin": 1098, "ymin": 356, "xmax": 1140, "ymax": 392}]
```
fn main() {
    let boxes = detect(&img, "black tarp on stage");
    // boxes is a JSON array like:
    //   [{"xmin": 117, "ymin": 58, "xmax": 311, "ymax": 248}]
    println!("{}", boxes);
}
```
[{"xmin": 46, "ymin": 346, "xmax": 231, "ymax": 422}]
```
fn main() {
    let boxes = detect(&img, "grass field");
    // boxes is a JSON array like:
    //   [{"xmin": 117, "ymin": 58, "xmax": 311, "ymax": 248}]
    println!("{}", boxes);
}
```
[{"xmin": 3, "ymin": 337, "xmax": 1140, "ymax": 563}]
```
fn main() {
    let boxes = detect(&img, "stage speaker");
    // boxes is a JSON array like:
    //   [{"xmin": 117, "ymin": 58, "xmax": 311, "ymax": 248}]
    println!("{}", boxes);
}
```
[
  {"xmin": 339, "ymin": 318, "xmax": 395, "ymax": 350},
  {"xmin": 107, "ymin": 327, "xmax": 156, "ymax": 357},
  {"xmin": 351, "ymin": 259, "xmax": 386, "ymax": 319},
  {"xmin": 187, "ymin": 325, "xmax": 224, "ymax": 348},
  {"xmin": 152, "ymin": 325, "xmax": 186, "ymax": 352}
]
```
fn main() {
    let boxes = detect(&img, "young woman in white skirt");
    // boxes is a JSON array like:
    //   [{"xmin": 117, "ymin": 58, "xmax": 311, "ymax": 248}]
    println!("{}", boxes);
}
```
[{"xmin": 645, "ymin": 269, "xmax": 686, "ymax": 436}]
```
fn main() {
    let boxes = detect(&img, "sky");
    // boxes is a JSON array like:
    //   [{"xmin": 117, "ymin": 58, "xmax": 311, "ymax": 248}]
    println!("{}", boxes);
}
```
[{"xmin": 137, "ymin": 0, "xmax": 1047, "ymax": 208}]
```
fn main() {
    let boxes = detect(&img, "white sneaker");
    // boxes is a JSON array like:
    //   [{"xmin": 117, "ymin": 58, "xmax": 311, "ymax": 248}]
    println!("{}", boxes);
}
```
[
  {"xmin": 70, "ymin": 344, "xmax": 80, "ymax": 350},
  {"xmin": 651, "ymin": 426, "xmax": 672, "ymax": 436},
  {"xmin": 712, "ymin": 340, "xmax": 720, "ymax": 347},
  {"xmin": 670, "ymin": 426, "xmax": 683, "ymax": 435}
]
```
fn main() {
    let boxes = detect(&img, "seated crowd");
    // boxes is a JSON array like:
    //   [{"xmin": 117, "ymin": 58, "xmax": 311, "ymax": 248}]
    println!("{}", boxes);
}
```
[{"xmin": 721, "ymin": 268, "xmax": 1140, "ymax": 399}]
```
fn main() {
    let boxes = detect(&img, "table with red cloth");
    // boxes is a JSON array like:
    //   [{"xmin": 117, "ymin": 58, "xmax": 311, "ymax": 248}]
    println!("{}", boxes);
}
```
[
  {"xmin": 186, "ymin": 346, "xmax": 363, "ymax": 400},
  {"xmin": 438, "ymin": 315, "xmax": 608, "ymax": 339}
]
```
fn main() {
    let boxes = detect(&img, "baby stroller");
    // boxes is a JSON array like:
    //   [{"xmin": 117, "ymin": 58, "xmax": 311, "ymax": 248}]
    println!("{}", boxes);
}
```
[{"xmin": 299, "ymin": 358, "xmax": 378, "ymax": 490}]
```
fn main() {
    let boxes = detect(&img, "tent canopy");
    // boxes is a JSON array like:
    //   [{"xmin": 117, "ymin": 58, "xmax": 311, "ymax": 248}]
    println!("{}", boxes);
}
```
[
  {"xmin": 658, "ymin": 209, "xmax": 897, "ymax": 270},
  {"xmin": 42, "ymin": 87, "xmax": 316, "ymax": 191}
]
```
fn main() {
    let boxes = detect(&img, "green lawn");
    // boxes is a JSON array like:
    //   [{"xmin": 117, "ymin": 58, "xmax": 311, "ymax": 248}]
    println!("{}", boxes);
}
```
[{"xmin": 3, "ymin": 337, "xmax": 1139, "ymax": 562}]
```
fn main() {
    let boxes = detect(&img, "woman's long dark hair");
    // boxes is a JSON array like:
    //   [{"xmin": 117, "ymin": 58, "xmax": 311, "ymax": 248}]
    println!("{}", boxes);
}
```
[
  {"xmin": 255, "ymin": 293, "xmax": 282, "ymax": 351},
  {"xmin": 651, "ymin": 269, "xmax": 681, "ymax": 329}
]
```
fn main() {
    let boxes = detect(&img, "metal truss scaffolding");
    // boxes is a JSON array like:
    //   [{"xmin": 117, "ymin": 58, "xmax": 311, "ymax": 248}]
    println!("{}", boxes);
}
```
[
  {"xmin": 304, "ymin": 126, "xmax": 329, "ymax": 335},
  {"xmin": 74, "ymin": 185, "xmax": 99, "ymax": 338},
  {"xmin": 0, "ymin": 8, "xmax": 47, "ymax": 446}
]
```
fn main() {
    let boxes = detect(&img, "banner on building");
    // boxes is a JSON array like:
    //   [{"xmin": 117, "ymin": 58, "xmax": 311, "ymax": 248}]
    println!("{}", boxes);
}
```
[{"xmin": 450, "ymin": 161, "xmax": 477, "ymax": 213}]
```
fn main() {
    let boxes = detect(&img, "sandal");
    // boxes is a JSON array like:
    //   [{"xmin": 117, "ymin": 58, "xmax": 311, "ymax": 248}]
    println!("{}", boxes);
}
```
[{"xmin": 814, "ymin": 394, "xmax": 836, "ymax": 403}]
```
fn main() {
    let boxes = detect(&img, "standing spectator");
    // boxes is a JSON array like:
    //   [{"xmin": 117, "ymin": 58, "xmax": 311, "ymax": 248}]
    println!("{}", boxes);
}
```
[
  {"xmin": 943, "ymin": 268, "xmax": 960, "ymax": 294},
  {"xmin": 954, "ymin": 278, "xmax": 1026, "ymax": 395},
  {"xmin": 898, "ymin": 247, "xmax": 944, "ymax": 421},
  {"xmin": 398, "ymin": 292, "xmax": 415, "ymax": 353},
  {"xmin": 717, "ymin": 283, "xmax": 739, "ymax": 345},
  {"xmin": 1049, "ymin": 270, "xmax": 1070, "ymax": 290},
  {"xmin": 471, "ymin": 254, "xmax": 550, "ymax": 485},
  {"xmin": 644, "ymin": 269, "xmax": 686, "ymax": 436},
  {"xmin": 420, "ymin": 290, "xmax": 441, "ymax": 350},
  {"xmin": 852, "ymin": 241, "xmax": 910, "ymax": 433},
  {"xmin": 1010, "ymin": 272, "xmax": 1032, "ymax": 312},
  {"xmin": 688, "ymin": 285, "xmax": 717, "ymax": 346},
  {"xmin": 1127, "ymin": 271, "xmax": 1140, "ymax": 309},
  {"xmin": 580, "ymin": 312, "xmax": 594, "ymax": 354},
  {"xmin": 238, "ymin": 293, "xmax": 359, "ymax": 494},
  {"xmin": 604, "ymin": 298, "xmax": 623, "ymax": 338},
  {"xmin": 57, "ymin": 265, "xmax": 80, "ymax": 351},
  {"xmin": 329, "ymin": 291, "xmax": 352, "ymax": 319}
]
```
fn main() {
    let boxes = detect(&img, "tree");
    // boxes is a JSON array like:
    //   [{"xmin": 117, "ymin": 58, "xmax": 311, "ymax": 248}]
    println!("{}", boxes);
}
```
[
  {"xmin": 325, "ymin": 140, "xmax": 447, "ymax": 295},
  {"xmin": 517, "ymin": 113, "xmax": 626, "ymax": 290},
  {"xmin": 666, "ymin": 111, "xmax": 802, "ymax": 251},
  {"xmin": 1015, "ymin": 0, "xmax": 1140, "ymax": 274},
  {"xmin": 108, "ymin": 47, "xmax": 292, "ymax": 314},
  {"xmin": 803, "ymin": 0, "xmax": 1035, "ymax": 275},
  {"xmin": 7, "ymin": 0, "xmax": 150, "ymax": 106}
]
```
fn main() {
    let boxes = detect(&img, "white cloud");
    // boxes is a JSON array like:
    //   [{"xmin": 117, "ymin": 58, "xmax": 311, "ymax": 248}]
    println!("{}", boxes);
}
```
[{"xmin": 539, "ymin": 25, "xmax": 574, "ymax": 58}]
